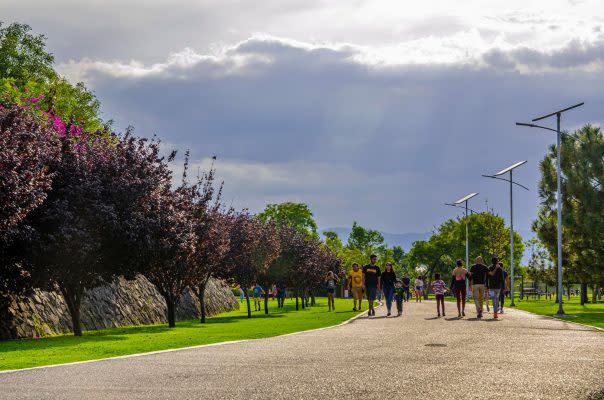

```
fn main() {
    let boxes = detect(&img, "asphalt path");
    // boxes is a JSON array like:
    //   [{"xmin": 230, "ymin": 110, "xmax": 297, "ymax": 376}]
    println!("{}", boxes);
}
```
[{"xmin": 1, "ymin": 300, "xmax": 603, "ymax": 399}]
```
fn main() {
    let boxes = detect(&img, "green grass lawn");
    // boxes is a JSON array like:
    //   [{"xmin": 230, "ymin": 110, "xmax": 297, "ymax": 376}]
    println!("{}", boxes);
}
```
[
  {"xmin": 0, "ymin": 297, "xmax": 361, "ymax": 371},
  {"xmin": 512, "ymin": 295, "xmax": 604, "ymax": 330},
  {"xmin": 427, "ymin": 293, "xmax": 603, "ymax": 329}
]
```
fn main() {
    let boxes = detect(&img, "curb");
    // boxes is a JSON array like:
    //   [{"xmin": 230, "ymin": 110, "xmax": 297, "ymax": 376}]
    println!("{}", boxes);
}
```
[{"xmin": 0, "ymin": 307, "xmax": 368, "ymax": 375}]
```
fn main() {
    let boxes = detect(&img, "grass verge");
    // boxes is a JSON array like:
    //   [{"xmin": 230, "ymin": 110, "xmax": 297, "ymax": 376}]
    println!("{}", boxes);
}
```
[{"xmin": 0, "ymin": 297, "xmax": 361, "ymax": 371}]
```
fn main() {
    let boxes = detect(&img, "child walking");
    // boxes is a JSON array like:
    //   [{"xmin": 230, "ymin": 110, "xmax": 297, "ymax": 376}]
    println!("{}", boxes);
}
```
[
  {"xmin": 431, "ymin": 273, "xmax": 446, "ymax": 317},
  {"xmin": 394, "ymin": 279, "xmax": 405, "ymax": 317},
  {"xmin": 325, "ymin": 271, "xmax": 339, "ymax": 312}
]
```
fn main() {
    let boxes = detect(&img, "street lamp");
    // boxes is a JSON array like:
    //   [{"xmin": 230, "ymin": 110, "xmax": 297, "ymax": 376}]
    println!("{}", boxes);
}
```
[
  {"xmin": 482, "ymin": 161, "xmax": 529, "ymax": 307},
  {"xmin": 446, "ymin": 192, "xmax": 479, "ymax": 271},
  {"xmin": 515, "ymin": 102, "xmax": 584, "ymax": 316}
]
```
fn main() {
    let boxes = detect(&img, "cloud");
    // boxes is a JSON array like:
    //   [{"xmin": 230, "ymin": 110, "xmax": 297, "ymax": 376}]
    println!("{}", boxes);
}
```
[{"xmin": 52, "ymin": 34, "xmax": 604, "ymax": 235}]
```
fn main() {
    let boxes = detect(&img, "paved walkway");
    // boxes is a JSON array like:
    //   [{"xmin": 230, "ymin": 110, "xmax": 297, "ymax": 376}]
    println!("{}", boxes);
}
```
[{"xmin": 1, "ymin": 301, "xmax": 603, "ymax": 399}]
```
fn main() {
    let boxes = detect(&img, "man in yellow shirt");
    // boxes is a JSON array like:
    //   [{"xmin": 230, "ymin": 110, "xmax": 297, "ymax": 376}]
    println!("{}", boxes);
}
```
[{"xmin": 347, "ymin": 263, "xmax": 364, "ymax": 311}]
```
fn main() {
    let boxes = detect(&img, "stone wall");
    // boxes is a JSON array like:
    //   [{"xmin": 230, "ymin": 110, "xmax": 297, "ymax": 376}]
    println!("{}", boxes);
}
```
[{"xmin": 0, "ymin": 275, "xmax": 238, "ymax": 340}]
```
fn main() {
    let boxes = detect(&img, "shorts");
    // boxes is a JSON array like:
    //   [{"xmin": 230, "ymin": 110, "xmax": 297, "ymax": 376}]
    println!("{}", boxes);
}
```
[
  {"xmin": 351, "ymin": 287, "xmax": 364, "ymax": 300},
  {"xmin": 435, "ymin": 294, "xmax": 444, "ymax": 301},
  {"xmin": 415, "ymin": 286, "xmax": 422, "ymax": 291},
  {"xmin": 366, "ymin": 287, "xmax": 377, "ymax": 301},
  {"xmin": 327, "ymin": 287, "xmax": 335, "ymax": 295}
]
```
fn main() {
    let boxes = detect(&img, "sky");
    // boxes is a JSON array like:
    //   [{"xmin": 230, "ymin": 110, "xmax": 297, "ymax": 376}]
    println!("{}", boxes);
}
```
[{"xmin": 3, "ymin": 0, "xmax": 604, "ymax": 242}]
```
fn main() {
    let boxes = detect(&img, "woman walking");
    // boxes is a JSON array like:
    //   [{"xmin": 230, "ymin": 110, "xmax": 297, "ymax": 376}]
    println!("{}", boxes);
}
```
[
  {"xmin": 414, "ymin": 276, "xmax": 424, "ymax": 302},
  {"xmin": 451, "ymin": 259, "xmax": 468, "ymax": 317},
  {"xmin": 381, "ymin": 262, "xmax": 397, "ymax": 316},
  {"xmin": 325, "ymin": 271, "xmax": 339, "ymax": 311}
]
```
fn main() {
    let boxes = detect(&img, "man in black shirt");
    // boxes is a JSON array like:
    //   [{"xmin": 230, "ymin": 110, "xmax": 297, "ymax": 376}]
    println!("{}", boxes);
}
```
[
  {"xmin": 362, "ymin": 255, "xmax": 381, "ymax": 317},
  {"xmin": 487, "ymin": 257, "xmax": 505, "ymax": 319},
  {"xmin": 469, "ymin": 256, "xmax": 489, "ymax": 318}
]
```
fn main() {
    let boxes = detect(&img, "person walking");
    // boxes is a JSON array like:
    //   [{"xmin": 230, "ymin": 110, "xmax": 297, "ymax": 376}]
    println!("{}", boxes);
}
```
[
  {"xmin": 414, "ymin": 276, "xmax": 424, "ymax": 302},
  {"xmin": 362, "ymin": 255, "xmax": 381, "ymax": 317},
  {"xmin": 325, "ymin": 271, "xmax": 339, "ymax": 312},
  {"xmin": 498, "ymin": 262, "xmax": 509, "ymax": 314},
  {"xmin": 381, "ymin": 262, "xmax": 397, "ymax": 317},
  {"xmin": 347, "ymin": 263, "xmax": 364, "ymax": 311},
  {"xmin": 394, "ymin": 279, "xmax": 404, "ymax": 316},
  {"xmin": 469, "ymin": 256, "xmax": 489, "ymax": 319},
  {"xmin": 451, "ymin": 260, "xmax": 468, "ymax": 317},
  {"xmin": 401, "ymin": 274, "xmax": 411, "ymax": 302},
  {"xmin": 252, "ymin": 283, "xmax": 263, "ymax": 311},
  {"xmin": 487, "ymin": 258, "xmax": 506, "ymax": 319},
  {"xmin": 432, "ymin": 273, "xmax": 446, "ymax": 317},
  {"xmin": 238, "ymin": 286, "xmax": 245, "ymax": 303}
]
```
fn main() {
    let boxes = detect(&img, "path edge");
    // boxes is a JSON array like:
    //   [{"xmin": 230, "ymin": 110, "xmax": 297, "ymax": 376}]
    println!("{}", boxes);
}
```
[
  {"xmin": 0, "ymin": 308, "xmax": 369, "ymax": 375},
  {"xmin": 508, "ymin": 307, "xmax": 604, "ymax": 332}
]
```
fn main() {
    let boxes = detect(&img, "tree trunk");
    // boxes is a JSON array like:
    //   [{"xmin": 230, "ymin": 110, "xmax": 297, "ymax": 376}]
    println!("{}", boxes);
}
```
[
  {"xmin": 264, "ymin": 291, "xmax": 269, "ymax": 314},
  {"xmin": 244, "ymin": 290, "xmax": 252, "ymax": 318},
  {"xmin": 166, "ymin": 295, "xmax": 176, "ymax": 328},
  {"xmin": 580, "ymin": 283, "xmax": 588, "ymax": 305},
  {"xmin": 592, "ymin": 284, "xmax": 598, "ymax": 304},
  {"xmin": 197, "ymin": 277, "xmax": 210, "ymax": 323},
  {"xmin": 60, "ymin": 285, "xmax": 84, "ymax": 336},
  {"xmin": 567, "ymin": 284, "xmax": 571, "ymax": 300},
  {"xmin": 295, "ymin": 290, "xmax": 299, "ymax": 311},
  {"xmin": 311, "ymin": 290, "xmax": 316, "ymax": 306}
]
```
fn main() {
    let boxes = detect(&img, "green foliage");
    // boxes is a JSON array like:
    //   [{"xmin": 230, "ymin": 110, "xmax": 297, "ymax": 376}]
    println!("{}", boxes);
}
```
[
  {"xmin": 346, "ymin": 221, "xmax": 385, "ymax": 257},
  {"xmin": 0, "ymin": 22, "xmax": 104, "ymax": 132},
  {"xmin": 0, "ymin": 22, "xmax": 56, "ymax": 85},
  {"xmin": 533, "ymin": 125, "xmax": 604, "ymax": 287},
  {"xmin": 405, "ymin": 213, "xmax": 524, "ymax": 279},
  {"xmin": 257, "ymin": 202, "xmax": 318, "ymax": 239}
]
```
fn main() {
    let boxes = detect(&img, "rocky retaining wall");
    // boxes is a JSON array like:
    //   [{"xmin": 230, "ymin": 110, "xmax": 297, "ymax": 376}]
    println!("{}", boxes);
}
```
[{"xmin": 0, "ymin": 275, "xmax": 238, "ymax": 340}]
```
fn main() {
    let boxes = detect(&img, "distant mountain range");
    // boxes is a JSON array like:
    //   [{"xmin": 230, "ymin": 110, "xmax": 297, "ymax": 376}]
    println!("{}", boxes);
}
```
[{"xmin": 321, "ymin": 227, "xmax": 431, "ymax": 252}]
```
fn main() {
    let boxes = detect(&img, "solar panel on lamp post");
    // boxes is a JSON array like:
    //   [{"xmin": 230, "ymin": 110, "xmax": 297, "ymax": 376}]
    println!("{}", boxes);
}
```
[
  {"xmin": 482, "ymin": 161, "xmax": 528, "ymax": 307},
  {"xmin": 446, "ymin": 192, "xmax": 478, "ymax": 272},
  {"xmin": 515, "ymin": 102, "xmax": 584, "ymax": 316}
]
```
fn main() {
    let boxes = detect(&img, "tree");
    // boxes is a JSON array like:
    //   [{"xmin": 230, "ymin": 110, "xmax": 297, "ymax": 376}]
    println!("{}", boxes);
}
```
[
  {"xmin": 23, "ymin": 125, "xmax": 173, "ymax": 335},
  {"xmin": 534, "ymin": 125, "xmax": 604, "ymax": 304},
  {"xmin": 346, "ymin": 221, "xmax": 386, "ymax": 257},
  {"xmin": 143, "ymin": 157, "xmax": 197, "ymax": 328},
  {"xmin": 0, "ymin": 22, "xmax": 56, "ymax": 85},
  {"xmin": 225, "ymin": 213, "xmax": 279, "ymax": 318},
  {"xmin": 0, "ymin": 106, "xmax": 60, "ymax": 300},
  {"xmin": 257, "ymin": 202, "xmax": 318, "ymax": 238}
]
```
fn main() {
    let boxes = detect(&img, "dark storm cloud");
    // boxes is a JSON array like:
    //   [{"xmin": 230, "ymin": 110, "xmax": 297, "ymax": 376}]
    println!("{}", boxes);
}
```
[{"xmin": 67, "ymin": 36, "xmax": 604, "ymax": 235}]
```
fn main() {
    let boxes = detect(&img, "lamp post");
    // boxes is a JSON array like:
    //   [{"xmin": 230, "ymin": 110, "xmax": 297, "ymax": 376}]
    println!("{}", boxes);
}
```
[
  {"xmin": 515, "ymin": 102, "xmax": 583, "ymax": 316},
  {"xmin": 482, "ymin": 161, "xmax": 529, "ymax": 307},
  {"xmin": 445, "ymin": 192, "xmax": 478, "ymax": 271}
]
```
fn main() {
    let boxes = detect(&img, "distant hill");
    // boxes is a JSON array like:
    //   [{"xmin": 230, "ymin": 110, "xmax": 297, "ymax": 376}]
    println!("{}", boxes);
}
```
[{"xmin": 321, "ymin": 227, "xmax": 431, "ymax": 252}]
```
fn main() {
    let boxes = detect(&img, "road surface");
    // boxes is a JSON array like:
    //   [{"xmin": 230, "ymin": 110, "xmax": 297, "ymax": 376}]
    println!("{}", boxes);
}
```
[{"xmin": 1, "ymin": 301, "xmax": 603, "ymax": 399}]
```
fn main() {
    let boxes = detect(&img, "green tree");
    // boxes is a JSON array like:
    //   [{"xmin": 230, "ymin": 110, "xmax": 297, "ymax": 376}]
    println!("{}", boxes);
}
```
[
  {"xmin": 533, "ymin": 125, "xmax": 604, "ymax": 304},
  {"xmin": 0, "ymin": 22, "xmax": 56, "ymax": 85},
  {"xmin": 346, "ymin": 221, "xmax": 386, "ymax": 257},
  {"xmin": 257, "ymin": 202, "xmax": 318, "ymax": 238}
]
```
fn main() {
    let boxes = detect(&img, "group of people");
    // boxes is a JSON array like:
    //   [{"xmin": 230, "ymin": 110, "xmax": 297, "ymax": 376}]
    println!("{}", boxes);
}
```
[{"xmin": 333, "ymin": 254, "xmax": 510, "ymax": 320}]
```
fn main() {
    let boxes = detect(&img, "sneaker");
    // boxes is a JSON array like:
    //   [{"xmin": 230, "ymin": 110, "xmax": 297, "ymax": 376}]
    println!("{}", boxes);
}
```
[
  {"xmin": 462, "ymin": 311, "xmax": 466, "ymax": 317},
  {"xmin": 387, "ymin": 312, "xmax": 391, "ymax": 317},
  {"xmin": 500, "ymin": 309, "xmax": 504, "ymax": 314},
  {"xmin": 353, "ymin": 308, "xmax": 357, "ymax": 311},
  {"xmin": 493, "ymin": 312, "xmax": 498, "ymax": 319},
  {"xmin": 437, "ymin": 314, "xmax": 441, "ymax": 318},
  {"xmin": 443, "ymin": 313, "xmax": 446, "ymax": 317}
]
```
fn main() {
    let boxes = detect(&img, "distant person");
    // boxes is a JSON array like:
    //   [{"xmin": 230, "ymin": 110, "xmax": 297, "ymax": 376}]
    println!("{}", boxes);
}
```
[
  {"xmin": 401, "ymin": 274, "xmax": 411, "ymax": 302},
  {"xmin": 277, "ymin": 285, "xmax": 286, "ymax": 308},
  {"xmin": 394, "ymin": 279, "xmax": 404, "ymax": 316},
  {"xmin": 469, "ymin": 256, "xmax": 489, "ymax": 318},
  {"xmin": 381, "ymin": 262, "xmax": 397, "ymax": 317},
  {"xmin": 347, "ymin": 263, "xmax": 364, "ymax": 311},
  {"xmin": 362, "ymin": 255, "xmax": 381, "ymax": 317},
  {"xmin": 325, "ymin": 271, "xmax": 339, "ymax": 312},
  {"xmin": 414, "ymin": 276, "xmax": 424, "ymax": 302},
  {"xmin": 272, "ymin": 284, "xmax": 277, "ymax": 300},
  {"xmin": 487, "ymin": 257, "xmax": 505, "ymax": 319},
  {"xmin": 252, "ymin": 283, "xmax": 263, "ymax": 311},
  {"xmin": 238, "ymin": 286, "xmax": 245, "ymax": 303},
  {"xmin": 451, "ymin": 259, "xmax": 468, "ymax": 317},
  {"xmin": 432, "ymin": 273, "xmax": 446, "ymax": 317}
]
